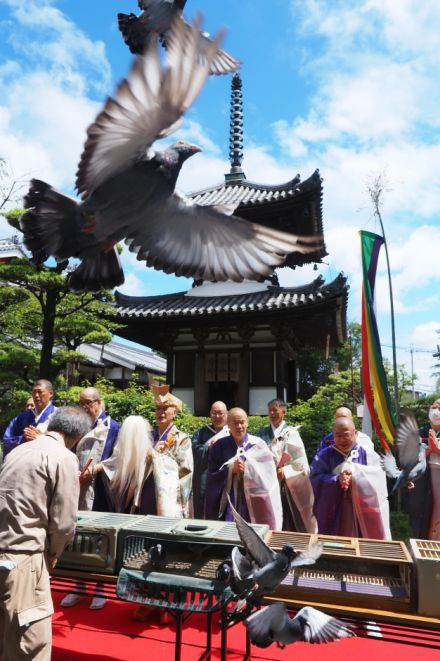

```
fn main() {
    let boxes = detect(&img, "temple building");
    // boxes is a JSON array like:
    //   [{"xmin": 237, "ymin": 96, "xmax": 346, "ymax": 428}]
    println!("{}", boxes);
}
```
[{"xmin": 114, "ymin": 74, "xmax": 348, "ymax": 414}]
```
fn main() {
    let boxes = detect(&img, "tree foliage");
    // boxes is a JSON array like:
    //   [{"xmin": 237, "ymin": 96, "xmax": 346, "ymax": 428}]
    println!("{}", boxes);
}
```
[
  {"xmin": 0, "ymin": 252, "xmax": 121, "ymax": 427},
  {"xmin": 297, "ymin": 322, "xmax": 361, "ymax": 399}
]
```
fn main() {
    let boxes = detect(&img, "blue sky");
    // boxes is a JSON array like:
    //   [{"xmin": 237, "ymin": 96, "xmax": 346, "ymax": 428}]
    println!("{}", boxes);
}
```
[{"xmin": 0, "ymin": 0, "xmax": 439, "ymax": 393}]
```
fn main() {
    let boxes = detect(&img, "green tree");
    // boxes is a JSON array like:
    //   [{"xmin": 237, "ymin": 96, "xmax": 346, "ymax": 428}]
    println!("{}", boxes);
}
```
[
  {"xmin": 284, "ymin": 369, "xmax": 364, "ymax": 459},
  {"xmin": 297, "ymin": 321, "xmax": 361, "ymax": 399},
  {"xmin": 0, "ymin": 256, "xmax": 121, "ymax": 426}
]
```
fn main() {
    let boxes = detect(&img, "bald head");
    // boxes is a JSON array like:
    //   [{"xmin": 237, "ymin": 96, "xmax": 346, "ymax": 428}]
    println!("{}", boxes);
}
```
[
  {"xmin": 210, "ymin": 401, "xmax": 228, "ymax": 431},
  {"xmin": 335, "ymin": 407, "xmax": 353, "ymax": 420},
  {"xmin": 228, "ymin": 407, "xmax": 248, "ymax": 445},
  {"xmin": 333, "ymin": 417, "xmax": 356, "ymax": 453},
  {"xmin": 79, "ymin": 387, "xmax": 104, "ymax": 421}
]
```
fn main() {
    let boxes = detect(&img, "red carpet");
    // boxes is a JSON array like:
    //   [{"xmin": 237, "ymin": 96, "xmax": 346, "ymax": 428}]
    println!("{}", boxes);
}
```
[{"xmin": 51, "ymin": 589, "xmax": 440, "ymax": 660}]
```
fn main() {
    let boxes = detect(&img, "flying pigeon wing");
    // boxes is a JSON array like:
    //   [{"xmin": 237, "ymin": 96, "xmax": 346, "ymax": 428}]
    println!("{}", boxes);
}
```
[
  {"xmin": 245, "ymin": 603, "xmax": 287, "ymax": 647},
  {"xmin": 180, "ymin": 19, "xmax": 240, "ymax": 75},
  {"xmin": 408, "ymin": 445, "xmax": 427, "ymax": 483},
  {"xmin": 395, "ymin": 414, "xmax": 420, "ymax": 471},
  {"xmin": 125, "ymin": 193, "xmax": 323, "ymax": 282},
  {"xmin": 231, "ymin": 545, "xmax": 254, "ymax": 580},
  {"xmin": 226, "ymin": 496, "xmax": 275, "ymax": 568},
  {"xmin": 76, "ymin": 15, "xmax": 221, "ymax": 198},
  {"xmin": 290, "ymin": 541, "xmax": 323, "ymax": 568},
  {"xmin": 381, "ymin": 450, "xmax": 401, "ymax": 479},
  {"xmin": 296, "ymin": 606, "xmax": 354, "ymax": 643}
]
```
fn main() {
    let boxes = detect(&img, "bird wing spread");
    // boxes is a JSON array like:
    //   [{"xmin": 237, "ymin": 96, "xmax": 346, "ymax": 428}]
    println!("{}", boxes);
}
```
[
  {"xmin": 395, "ymin": 414, "xmax": 421, "ymax": 470},
  {"xmin": 290, "ymin": 541, "xmax": 323, "ymax": 568},
  {"xmin": 381, "ymin": 450, "xmax": 401, "ymax": 479},
  {"xmin": 297, "ymin": 606, "xmax": 354, "ymax": 643},
  {"xmin": 227, "ymin": 496, "xmax": 275, "ymax": 568},
  {"xmin": 76, "ymin": 15, "xmax": 220, "ymax": 198},
  {"xmin": 231, "ymin": 545, "xmax": 254, "ymax": 581},
  {"xmin": 125, "ymin": 193, "xmax": 323, "ymax": 281},
  {"xmin": 245, "ymin": 603, "xmax": 287, "ymax": 643},
  {"xmin": 180, "ymin": 20, "xmax": 240, "ymax": 75}
]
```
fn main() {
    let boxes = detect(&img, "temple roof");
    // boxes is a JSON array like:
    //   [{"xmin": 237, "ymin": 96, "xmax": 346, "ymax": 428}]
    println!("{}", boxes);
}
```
[
  {"xmin": 115, "ymin": 274, "xmax": 347, "ymax": 321},
  {"xmin": 186, "ymin": 72, "xmax": 326, "ymax": 268},
  {"xmin": 188, "ymin": 169, "xmax": 326, "ymax": 268},
  {"xmin": 78, "ymin": 340, "xmax": 166, "ymax": 374}
]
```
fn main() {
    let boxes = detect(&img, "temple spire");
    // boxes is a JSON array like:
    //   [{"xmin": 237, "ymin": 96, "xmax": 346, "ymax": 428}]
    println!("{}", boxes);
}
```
[{"xmin": 225, "ymin": 72, "xmax": 246, "ymax": 184}]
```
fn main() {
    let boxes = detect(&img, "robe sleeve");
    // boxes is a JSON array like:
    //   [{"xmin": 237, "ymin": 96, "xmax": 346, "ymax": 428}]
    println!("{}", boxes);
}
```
[
  {"xmin": 205, "ymin": 438, "xmax": 230, "ymax": 520},
  {"xmin": 2, "ymin": 411, "xmax": 32, "ymax": 457},
  {"xmin": 280, "ymin": 428, "xmax": 310, "ymax": 480},
  {"xmin": 310, "ymin": 451, "xmax": 343, "ymax": 535}
]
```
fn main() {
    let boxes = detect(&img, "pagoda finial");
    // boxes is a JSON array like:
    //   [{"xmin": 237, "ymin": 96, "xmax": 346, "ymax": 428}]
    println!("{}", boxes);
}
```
[{"xmin": 225, "ymin": 72, "xmax": 246, "ymax": 184}]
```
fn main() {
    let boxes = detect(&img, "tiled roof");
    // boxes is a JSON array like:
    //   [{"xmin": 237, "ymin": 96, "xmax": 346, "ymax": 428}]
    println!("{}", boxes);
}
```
[
  {"xmin": 78, "ymin": 340, "xmax": 166, "ymax": 373},
  {"xmin": 189, "ymin": 173, "xmax": 305, "ymax": 207},
  {"xmin": 114, "ymin": 274, "xmax": 348, "ymax": 320},
  {"xmin": 188, "ymin": 170, "xmax": 326, "ymax": 267},
  {"xmin": 0, "ymin": 237, "xmax": 27, "ymax": 260}
]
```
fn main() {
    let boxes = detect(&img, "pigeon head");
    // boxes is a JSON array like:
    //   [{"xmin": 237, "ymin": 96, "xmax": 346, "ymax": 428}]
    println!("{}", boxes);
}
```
[
  {"xmin": 169, "ymin": 140, "xmax": 201, "ymax": 163},
  {"xmin": 281, "ymin": 545, "xmax": 296, "ymax": 561},
  {"xmin": 216, "ymin": 561, "xmax": 232, "ymax": 583}
]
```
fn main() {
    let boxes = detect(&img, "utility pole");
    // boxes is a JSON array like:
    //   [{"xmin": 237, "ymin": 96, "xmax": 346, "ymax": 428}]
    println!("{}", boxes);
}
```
[{"xmin": 410, "ymin": 344, "xmax": 415, "ymax": 400}]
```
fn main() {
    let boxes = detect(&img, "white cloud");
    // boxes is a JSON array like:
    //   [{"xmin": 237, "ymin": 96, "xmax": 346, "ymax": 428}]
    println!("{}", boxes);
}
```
[
  {"xmin": 0, "ymin": 0, "xmax": 112, "ymax": 205},
  {"xmin": 118, "ymin": 272, "xmax": 145, "ymax": 297}
]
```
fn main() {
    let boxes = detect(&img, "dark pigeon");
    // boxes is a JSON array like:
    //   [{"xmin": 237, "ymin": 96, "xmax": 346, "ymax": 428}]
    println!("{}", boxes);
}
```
[
  {"xmin": 246, "ymin": 602, "xmax": 354, "ymax": 648},
  {"xmin": 147, "ymin": 543, "xmax": 166, "ymax": 568},
  {"xmin": 228, "ymin": 496, "xmax": 322, "ymax": 604},
  {"xmin": 118, "ymin": 0, "xmax": 240, "ymax": 75},
  {"xmin": 20, "ymin": 16, "xmax": 323, "ymax": 292},
  {"xmin": 381, "ymin": 413, "xmax": 427, "ymax": 495}
]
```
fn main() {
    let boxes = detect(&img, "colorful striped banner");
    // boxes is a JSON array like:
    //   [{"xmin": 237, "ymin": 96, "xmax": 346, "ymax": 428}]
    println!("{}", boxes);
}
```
[{"xmin": 360, "ymin": 230, "xmax": 396, "ymax": 449}]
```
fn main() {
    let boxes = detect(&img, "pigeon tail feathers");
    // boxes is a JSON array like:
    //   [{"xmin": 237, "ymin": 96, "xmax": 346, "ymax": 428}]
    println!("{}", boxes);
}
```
[
  {"xmin": 20, "ymin": 179, "xmax": 79, "ymax": 265},
  {"xmin": 68, "ymin": 248, "xmax": 124, "ymax": 292}
]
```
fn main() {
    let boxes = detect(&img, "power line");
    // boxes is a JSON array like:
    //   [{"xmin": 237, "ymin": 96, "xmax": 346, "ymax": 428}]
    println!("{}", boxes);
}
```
[{"xmin": 382, "ymin": 344, "xmax": 436, "ymax": 354}]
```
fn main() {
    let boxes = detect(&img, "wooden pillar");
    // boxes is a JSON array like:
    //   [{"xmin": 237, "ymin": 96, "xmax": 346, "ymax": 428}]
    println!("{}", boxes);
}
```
[
  {"xmin": 237, "ymin": 324, "xmax": 254, "ymax": 413},
  {"xmin": 159, "ymin": 328, "xmax": 178, "ymax": 388},
  {"xmin": 193, "ymin": 328, "xmax": 210, "ymax": 416}
]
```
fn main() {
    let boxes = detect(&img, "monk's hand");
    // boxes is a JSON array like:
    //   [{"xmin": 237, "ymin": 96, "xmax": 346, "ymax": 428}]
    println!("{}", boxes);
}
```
[
  {"xmin": 277, "ymin": 467, "xmax": 284, "ymax": 482},
  {"xmin": 406, "ymin": 480, "xmax": 415, "ymax": 490},
  {"xmin": 23, "ymin": 425, "xmax": 39, "ymax": 441},
  {"xmin": 232, "ymin": 458, "xmax": 245, "ymax": 475},
  {"xmin": 79, "ymin": 467, "xmax": 93, "ymax": 484},
  {"xmin": 339, "ymin": 469, "xmax": 352, "ymax": 491}
]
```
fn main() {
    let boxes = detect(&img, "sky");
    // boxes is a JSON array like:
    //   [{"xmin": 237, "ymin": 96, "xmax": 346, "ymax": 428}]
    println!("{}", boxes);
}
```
[{"xmin": 0, "ymin": 0, "xmax": 439, "ymax": 394}]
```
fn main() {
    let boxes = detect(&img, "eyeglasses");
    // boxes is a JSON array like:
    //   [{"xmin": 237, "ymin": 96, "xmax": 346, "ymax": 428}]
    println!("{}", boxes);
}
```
[{"xmin": 80, "ymin": 399, "xmax": 99, "ymax": 406}]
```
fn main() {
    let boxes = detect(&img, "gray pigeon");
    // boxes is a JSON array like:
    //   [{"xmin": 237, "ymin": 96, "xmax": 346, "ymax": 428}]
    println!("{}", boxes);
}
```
[
  {"xmin": 381, "ymin": 413, "xmax": 427, "ymax": 496},
  {"xmin": 147, "ymin": 543, "xmax": 166, "ymax": 568},
  {"xmin": 228, "ymin": 497, "xmax": 322, "ymax": 602},
  {"xmin": 245, "ymin": 602, "xmax": 354, "ymax": 648},
  {"xmin": 20, "ymin": 16, "xmax": 322, "ymax": 292},
  {"xmin": 118, "ymin": 0, "xmax": 240, "ymax": 75}
]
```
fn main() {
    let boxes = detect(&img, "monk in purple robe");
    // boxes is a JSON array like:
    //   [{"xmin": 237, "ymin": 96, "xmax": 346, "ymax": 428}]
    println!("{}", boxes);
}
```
[
  {"xmin": 310, "ymin": 418, "xmax": 390, "ymax": 539},
  {"xmin": 205, "ymin": 407, "xmax": 282, "ymax": 529}
]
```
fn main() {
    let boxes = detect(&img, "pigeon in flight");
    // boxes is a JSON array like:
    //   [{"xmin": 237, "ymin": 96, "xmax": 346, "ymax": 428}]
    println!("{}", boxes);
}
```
[
  {"xmin": 118, "ymin": 0, "xmax": 240, "ymax": 75},
  {"xmin": 228, "ymin": 497, "xmax": 322, "ymax": 603},
  {"xmin": 20, "ymin": 17, "xmax": 322, "ymax": 292},
  {"xmin": 245, "ymin": 602, "xmax": 354, "ymax": 648},
  {"xmin": 381, "ymin": 413, "xmax": 427, "ymax": 495}
]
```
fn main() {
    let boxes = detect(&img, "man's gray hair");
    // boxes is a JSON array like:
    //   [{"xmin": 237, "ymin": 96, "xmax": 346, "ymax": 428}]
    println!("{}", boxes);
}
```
[
  {"xmin": 267, "ymin": 398, "xmax": 287, "ymax": 409},
  {"xmin": 48, "ymin": 406, "xmax": 92, "ymax": 440}
]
